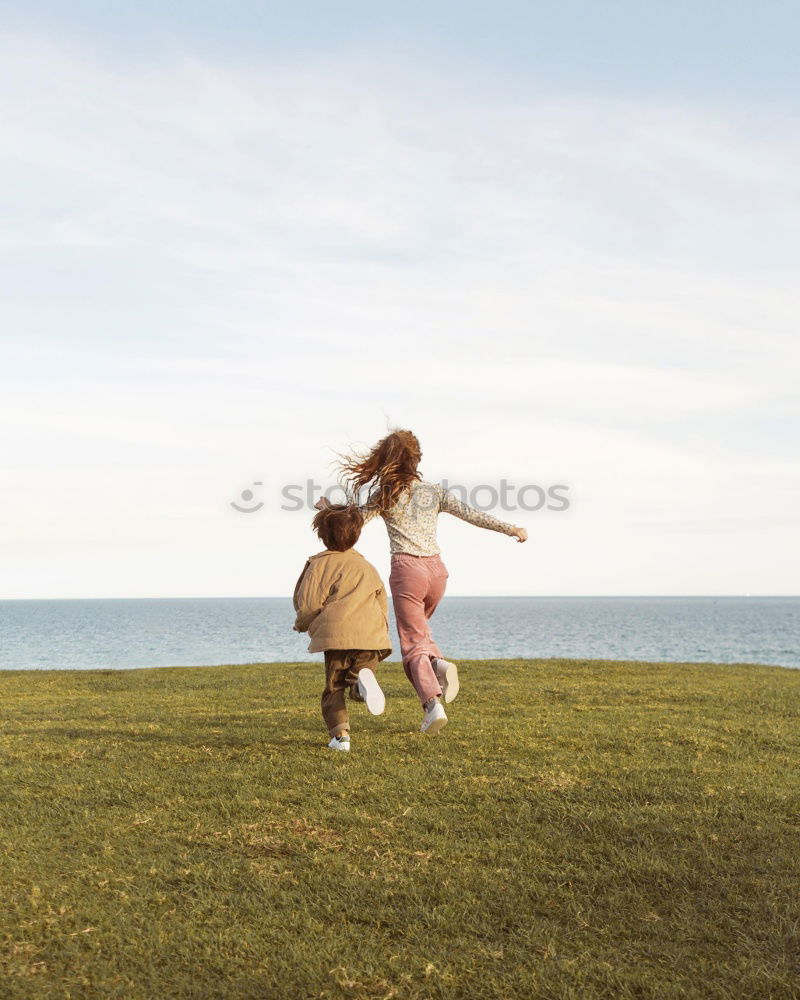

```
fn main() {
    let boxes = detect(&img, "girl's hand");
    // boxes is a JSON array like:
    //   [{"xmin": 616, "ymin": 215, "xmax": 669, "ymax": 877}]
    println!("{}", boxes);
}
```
[{"xmin": 512, "ymin": 526, "xmax": 528, "ymax": 543}]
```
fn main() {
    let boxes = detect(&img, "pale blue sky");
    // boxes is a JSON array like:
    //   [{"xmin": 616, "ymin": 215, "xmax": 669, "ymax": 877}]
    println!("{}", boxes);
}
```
[
  {"xmin": 1, "ymin": 4, "xmax": 798, "ymax": 597},
  {"xmin": 7, "ymin": 1, "xmax": 800, "ymax": 103}
]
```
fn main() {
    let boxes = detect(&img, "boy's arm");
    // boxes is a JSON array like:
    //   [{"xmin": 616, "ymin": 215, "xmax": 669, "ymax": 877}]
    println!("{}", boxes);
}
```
[
  {"xmin": 439, "ymin": 486, "xmax": 524, "ymax": 539},
  {"xmin": 293, "ymin": 560, "xmax": 327, "ymax": 632}
]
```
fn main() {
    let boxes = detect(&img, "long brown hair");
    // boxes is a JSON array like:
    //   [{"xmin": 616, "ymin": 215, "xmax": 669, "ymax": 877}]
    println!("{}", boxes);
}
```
[{"xmin": 338, "ymin": 429, "xmax": 422, "ymax": 513}]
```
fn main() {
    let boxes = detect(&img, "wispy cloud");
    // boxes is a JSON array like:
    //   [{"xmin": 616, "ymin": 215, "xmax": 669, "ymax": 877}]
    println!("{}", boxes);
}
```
[{"xmin": 0, "ymin": 31, "xmax": 797, "ymax": 596}]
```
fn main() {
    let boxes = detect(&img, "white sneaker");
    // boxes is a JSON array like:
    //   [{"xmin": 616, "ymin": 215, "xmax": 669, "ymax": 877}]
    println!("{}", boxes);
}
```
[
  {"xmin": 434, "ymin": 657, "xmax": 460, "ymax": 704},
  {"xmin": 356, "ymin": 668, "xmax": 385, "ymax": 715},
  {"xmin": 420, "ymin": 699, "xmax": 448, "ymax": 735},
  {"xmin": 327, "ymin": 735, "xmax": 350, "ymax": 752}
]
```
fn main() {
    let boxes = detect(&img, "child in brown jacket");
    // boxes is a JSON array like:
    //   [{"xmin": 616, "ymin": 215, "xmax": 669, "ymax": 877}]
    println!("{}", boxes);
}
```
[{"xmin": 293, "ymin": 504, "xmax": 392, "ymax": 752}]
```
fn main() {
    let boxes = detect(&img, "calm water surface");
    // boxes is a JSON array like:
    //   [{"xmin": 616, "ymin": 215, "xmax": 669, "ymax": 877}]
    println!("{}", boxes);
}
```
[{"xmin": 0, "ymin": 597, "xmax": 797, "ymax": 671}]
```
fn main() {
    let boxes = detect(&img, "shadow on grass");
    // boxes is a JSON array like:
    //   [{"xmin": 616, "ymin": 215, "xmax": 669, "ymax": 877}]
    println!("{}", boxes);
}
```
[{"xmin": 10, "ymin": 719, "xmax": 425, "ymax": 751}]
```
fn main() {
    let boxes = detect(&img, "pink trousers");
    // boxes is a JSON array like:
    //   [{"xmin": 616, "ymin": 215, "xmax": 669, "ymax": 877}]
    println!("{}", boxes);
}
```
[{"xmin": 389, "ymin": 553, "xmax": 449, "ymax": 705}]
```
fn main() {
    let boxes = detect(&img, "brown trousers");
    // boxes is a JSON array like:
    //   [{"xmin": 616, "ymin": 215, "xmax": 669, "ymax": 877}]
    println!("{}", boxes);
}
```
[{"xmin": 322, "ymin": 649, "xmax": 380, "ymax": 738}]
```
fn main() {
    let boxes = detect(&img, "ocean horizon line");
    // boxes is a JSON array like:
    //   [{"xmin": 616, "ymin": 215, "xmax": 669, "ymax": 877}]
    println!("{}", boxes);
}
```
[{"xmin": 1, "ymin": 594, "xmax": 797, "ymax": 602}]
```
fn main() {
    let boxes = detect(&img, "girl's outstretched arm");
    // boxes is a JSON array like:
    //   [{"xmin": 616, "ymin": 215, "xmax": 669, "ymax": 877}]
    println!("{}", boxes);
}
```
[
  {"xmin": 313, "ymin": 496, "xmax": 380, "ymax": 524},
  {"xmin": 439, "ymin": 487, "xmax": 527, "ymax": 542},
  {"xmin": 356, "ymin": 503, "xmax": 380, "ymax": 525}
]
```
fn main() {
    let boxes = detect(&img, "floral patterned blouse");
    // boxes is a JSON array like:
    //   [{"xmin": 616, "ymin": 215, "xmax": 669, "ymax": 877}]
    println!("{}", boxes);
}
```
[{"xmin": 360, "ymin": 479, "xmax": 519, "ymax": 556}]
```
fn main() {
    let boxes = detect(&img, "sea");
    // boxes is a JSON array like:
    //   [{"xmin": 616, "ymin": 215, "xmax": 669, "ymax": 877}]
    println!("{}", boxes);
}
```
[{"xmin": 0, "ymin": 596, "xmax": 797, "ymax": 671}]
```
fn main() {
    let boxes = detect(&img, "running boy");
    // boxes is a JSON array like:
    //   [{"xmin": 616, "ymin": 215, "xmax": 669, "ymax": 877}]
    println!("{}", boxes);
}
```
[{"xmin": 293, "ymin": 503, "xmax": 391, "ymax": 752}]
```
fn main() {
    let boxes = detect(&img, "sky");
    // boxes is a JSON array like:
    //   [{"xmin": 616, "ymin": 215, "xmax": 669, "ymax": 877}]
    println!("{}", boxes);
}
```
[{"xmin": 1, "ymin": 3, "xmax": 798, "ymax": 598}]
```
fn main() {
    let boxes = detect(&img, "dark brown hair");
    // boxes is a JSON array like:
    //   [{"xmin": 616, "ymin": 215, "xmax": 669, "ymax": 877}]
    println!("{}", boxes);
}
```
[
  {"xmin": 338, "ymin": 429, "xmax": 422, "ymax": 514},
  {"xmin": 312, "ymin": 503, "xmax": 363, "ymax": 551}
]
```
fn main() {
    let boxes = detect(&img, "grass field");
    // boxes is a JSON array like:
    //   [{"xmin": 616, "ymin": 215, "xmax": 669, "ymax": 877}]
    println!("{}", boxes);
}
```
[{"xmin": 1, "ymin": 658, "xmax": 799, "ymax": 1000}]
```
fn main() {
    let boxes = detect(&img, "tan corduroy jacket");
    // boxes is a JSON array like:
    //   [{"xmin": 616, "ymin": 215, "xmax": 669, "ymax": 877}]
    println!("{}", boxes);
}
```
[{"xmin": 293, "ymin": 548, "xmax": 392, "ymax": 658}]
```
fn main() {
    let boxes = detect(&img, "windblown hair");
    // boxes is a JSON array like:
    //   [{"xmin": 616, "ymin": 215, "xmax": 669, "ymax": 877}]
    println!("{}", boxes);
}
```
[
  {"xmin": 338, "ymin": 429, "xmax": 422, "ymax": 514},
  {"xmin": 312, "ymin": 503, "xmax": 363, "ymax": 552}
]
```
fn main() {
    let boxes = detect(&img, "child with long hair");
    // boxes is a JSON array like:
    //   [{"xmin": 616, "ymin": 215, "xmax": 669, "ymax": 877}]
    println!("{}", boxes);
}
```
[{"xmin": 320, "ymin": 430, "xmax": 527, "ymax": 735}]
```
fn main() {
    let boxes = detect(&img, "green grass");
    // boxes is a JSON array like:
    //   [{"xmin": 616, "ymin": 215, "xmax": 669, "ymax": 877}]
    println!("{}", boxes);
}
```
[{"xmin": 1, "ymin": 658, "xmax": 799, "ymax": 1000}]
